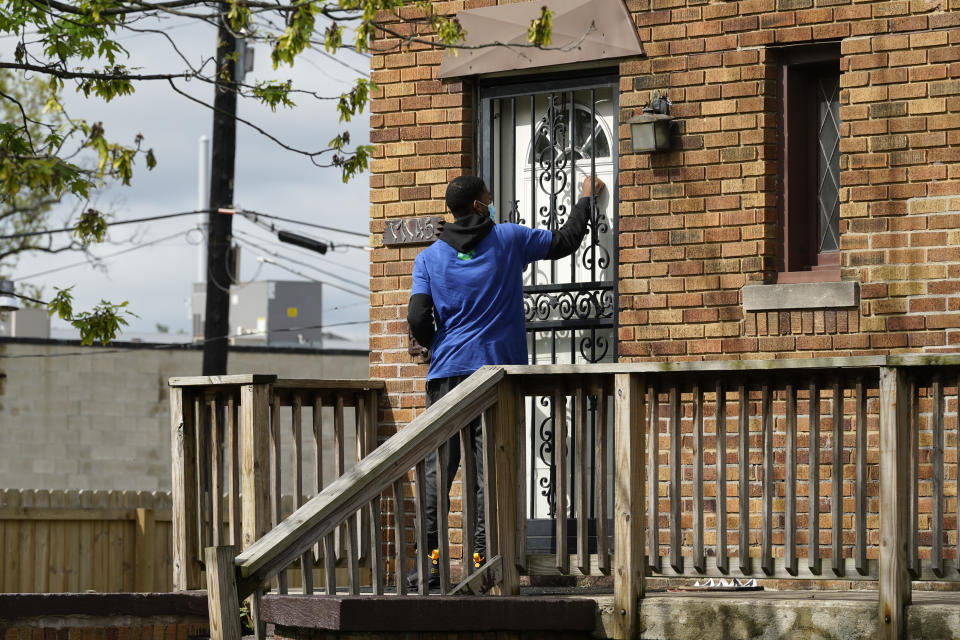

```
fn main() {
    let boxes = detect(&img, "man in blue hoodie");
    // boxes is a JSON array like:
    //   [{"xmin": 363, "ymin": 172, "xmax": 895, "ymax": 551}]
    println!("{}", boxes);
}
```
[{"xmin": 406, "ymin": 174, "xmax": 604, "ymax": 589}]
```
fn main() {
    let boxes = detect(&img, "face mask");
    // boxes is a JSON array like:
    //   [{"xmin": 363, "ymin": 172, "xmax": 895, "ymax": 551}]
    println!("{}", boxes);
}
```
[{"xmin": 487, "ymin": 203, "xmax": 496, "ymax": 221}]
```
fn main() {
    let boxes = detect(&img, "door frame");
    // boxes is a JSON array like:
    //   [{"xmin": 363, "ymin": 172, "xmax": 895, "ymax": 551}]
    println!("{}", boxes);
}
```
[{"xmin": 476, "ymin": 69, "xmax": 621, "ymax": 554}]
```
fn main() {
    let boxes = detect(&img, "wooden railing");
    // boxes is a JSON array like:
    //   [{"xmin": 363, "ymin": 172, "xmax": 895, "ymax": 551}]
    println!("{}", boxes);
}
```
[
  {"xmin": 197, "ymin": 356, "xmax": 959, "ymax": 640},
  {"xmin": 168, "ymin": 375, "xmax": 384, "ymax": 591}
]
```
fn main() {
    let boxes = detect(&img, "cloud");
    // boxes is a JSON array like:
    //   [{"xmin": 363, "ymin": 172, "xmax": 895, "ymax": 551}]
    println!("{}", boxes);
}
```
[{"xmin": 10, "ymin": 16, "xmax": 372, "ymax": 341}]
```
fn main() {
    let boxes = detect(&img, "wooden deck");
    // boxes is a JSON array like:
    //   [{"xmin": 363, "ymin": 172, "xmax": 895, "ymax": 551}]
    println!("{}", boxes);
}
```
[{"xmin": 255, "ymin": 589, "xmax": 960, "ymax": 639}]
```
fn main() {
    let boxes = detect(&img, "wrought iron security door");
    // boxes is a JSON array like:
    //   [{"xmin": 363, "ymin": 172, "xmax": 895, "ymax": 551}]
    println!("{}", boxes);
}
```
[{"xmin": 479, "ymin": 73, "xmax": 618, "ymax": 554}]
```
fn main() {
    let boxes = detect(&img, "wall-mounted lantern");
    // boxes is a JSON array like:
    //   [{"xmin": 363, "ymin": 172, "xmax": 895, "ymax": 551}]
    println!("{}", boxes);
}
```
[
  {"xmin": 0, "ymin": 280, "xmax": 20, "ymax": 312},
  {"xmin": 628, "ymin": 92, "xmax": 673, "ymax": 152}
]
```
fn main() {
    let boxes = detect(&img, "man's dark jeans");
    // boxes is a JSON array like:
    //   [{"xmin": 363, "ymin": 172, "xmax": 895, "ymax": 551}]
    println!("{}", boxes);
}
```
[{"xmin": 423, "ymin": 374, "xmax": 486, "ymax": 555}]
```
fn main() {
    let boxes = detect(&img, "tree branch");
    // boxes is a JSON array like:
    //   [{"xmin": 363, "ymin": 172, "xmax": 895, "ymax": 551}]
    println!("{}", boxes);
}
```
[
  {"xmin": 0, "ymin": 61, "xmax": 195, "ymax": 82},
  {"xmin": 166, "ymin": 78, "xmax": 340, "ymax": 164}
]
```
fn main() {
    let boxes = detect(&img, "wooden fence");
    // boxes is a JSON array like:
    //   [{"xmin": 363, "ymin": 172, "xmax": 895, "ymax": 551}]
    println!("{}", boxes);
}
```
[{"xmin": 0, "ymin": 489, "xmax": 173, "ymax": 593}]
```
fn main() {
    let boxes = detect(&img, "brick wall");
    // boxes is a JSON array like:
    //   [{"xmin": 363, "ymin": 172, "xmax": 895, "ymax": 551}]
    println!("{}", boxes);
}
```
[
  {"xmin": 618, "ymin": 0, "xmax": 960, "ymax": 360},
  {"xmin": 368, "ymin": 0, "xmax": 960, "ymax": 583}
]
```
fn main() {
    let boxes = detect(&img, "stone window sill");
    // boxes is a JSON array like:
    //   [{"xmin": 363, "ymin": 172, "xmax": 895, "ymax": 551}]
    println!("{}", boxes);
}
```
[{"xmin": 742, "ymin": 281, "xmax": 860, "ymax": 312}]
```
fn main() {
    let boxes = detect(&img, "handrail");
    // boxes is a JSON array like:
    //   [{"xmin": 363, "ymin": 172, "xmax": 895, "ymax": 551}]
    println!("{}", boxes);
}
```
[
  {"xmin": 501, "ymin": 353, "xmax": 960, "ymax": 375},
  {"xmin": 233, "ymin": 365, "xmax": 505, "ymax": 593}
]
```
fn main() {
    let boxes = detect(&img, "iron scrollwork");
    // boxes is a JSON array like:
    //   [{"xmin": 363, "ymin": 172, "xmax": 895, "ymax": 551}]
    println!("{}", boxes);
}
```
[
  {"xmin": 535, "ymin": 96, "xmax": 570, "ymax": 231},
  {"xmin": 523, "ymin": 288, "xmax": 614, "ymax": 323}
]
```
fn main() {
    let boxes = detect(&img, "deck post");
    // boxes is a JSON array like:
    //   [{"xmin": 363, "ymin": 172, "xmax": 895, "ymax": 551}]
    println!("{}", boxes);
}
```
[
  {"xmin": 171, "ymin": 386, "xmax": 201, "ymax": 590},
  {"xmin": 205, "ymin": 545, "xmax": 242, "ymax": 640},
  {"xmin": 492, "ymin": 376, "xmax": 521, "ymax": 595},
  {"xmin": 614, "ymin": 373, "xmax": 646, "ymax": 640},
  {"xmin": 240, "ymin": 383, "xmax": 272, "ymax": 549},
  {"xmin": 878, "ymin": 365, "xmax": 910, "ymax": 640}
]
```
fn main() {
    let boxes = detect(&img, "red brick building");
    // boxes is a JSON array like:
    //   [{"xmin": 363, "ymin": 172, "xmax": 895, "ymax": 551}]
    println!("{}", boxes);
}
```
[{"xmin": 367, "ymin": 0, "xmax": 959, "ymax": 577}]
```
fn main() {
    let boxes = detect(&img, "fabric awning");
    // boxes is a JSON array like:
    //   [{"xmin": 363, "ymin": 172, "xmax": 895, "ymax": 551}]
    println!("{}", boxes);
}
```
[{"xmin": 436, "ymin": 0, "xmax": 644, "ymax": 79}]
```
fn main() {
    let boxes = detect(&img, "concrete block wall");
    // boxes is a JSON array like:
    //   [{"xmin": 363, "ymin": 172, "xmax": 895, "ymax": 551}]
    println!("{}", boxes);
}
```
[{"xmin": 0, "ymin": 340, "xmax": 367, "ymax": 492}]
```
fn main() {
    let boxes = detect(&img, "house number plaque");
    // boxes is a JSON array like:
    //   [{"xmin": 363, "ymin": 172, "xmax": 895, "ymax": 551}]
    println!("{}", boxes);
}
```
[{"xmin": 382, "ymin": 216, "xmax": 443, "ymax": 246}]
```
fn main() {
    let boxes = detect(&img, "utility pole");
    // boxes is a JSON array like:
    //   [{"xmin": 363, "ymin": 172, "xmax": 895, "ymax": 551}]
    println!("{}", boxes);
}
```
[{"xmin": 201, "ymin": 10, "xmax": 238, "ymax": 376}]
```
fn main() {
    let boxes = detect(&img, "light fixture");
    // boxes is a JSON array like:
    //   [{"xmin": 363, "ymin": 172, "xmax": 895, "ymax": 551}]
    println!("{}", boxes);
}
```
[
  {"xmin": 0, "ymin": 279, "xmax": 21, "ymax": 312},
  {"xmin": 628, "ymin": 93, "xmax": 673, "ymax": 153}
]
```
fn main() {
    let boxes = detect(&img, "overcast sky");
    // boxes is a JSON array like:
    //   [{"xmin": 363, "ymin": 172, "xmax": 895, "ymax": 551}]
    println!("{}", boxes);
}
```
[{"xmin": 8, "ymin": 16, "xmax": 372, "ymax": 343}]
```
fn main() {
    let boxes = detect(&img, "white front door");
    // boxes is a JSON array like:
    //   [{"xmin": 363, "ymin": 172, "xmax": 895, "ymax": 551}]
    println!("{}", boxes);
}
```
[{"xmin": 483, "ymin": 80, "xmax": 617, "ymax": 535}]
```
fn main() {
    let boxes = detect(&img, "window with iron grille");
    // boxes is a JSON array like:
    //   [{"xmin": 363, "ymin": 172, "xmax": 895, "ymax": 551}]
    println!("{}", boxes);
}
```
[{"xmin": 776, "ymin": 44, "xmax": 842, "ymax": 283}]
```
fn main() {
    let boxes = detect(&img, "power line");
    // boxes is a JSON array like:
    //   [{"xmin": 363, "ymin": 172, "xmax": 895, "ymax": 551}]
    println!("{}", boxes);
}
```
[
  {"xmin": 312, "ymin": 49, "xmax": 370, "ymax": 78},
  {"xmin": 232, "ymin": 228, "xmax": 368, "ymax": 276},
  {"xmin": 258, "ymin": 257, "xmax": 368, "ymax": 299},
  {"xmin": 13, "ymin": 230, "xmax": 191, "ymax": 281},
  {"xmin": 0, "ymin": 210, "xmax": 206, "ymax": 240},
  {"xmin": 234, "ymin": 209, "xmax": 368, "ymax": 239},
  {"xmin": 0, "ymin": 208, "xmax": 369, "ymax": 242},
  {"xmin": 233, "ymin": 235, "xmax": 369, "ymax": 291}
]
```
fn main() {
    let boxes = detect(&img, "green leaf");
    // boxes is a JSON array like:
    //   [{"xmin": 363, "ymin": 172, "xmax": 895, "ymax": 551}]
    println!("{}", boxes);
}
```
[
  {"xmin": 527, "ymin": 6, "xmax": 553, "ymax": 47},
  {"xmin": 74, "ymin": 208, "xmax": 108, "ymax": 242}
]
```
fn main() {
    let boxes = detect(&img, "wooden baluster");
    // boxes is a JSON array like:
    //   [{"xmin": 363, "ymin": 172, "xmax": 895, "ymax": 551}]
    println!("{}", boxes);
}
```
[
  {"xmin": 716, "ymin": 380, "xmax": 727, "ymax": 575},
  {"xmin": 210, "ymin": 395, "xmax": 223, "ymax": 547},
  {"xmin": 461, "ymin": 423, "xmax": 477, "ymax": 579},
  {"xmin": 693, "ymin": 381, "xmax": 704, "ymax": 573},
  {"xmin": 240, "ymin": 383, "xmax": 271, "ymax": 550},
  {"xmin": 576, "ymin": 385, "xmax": 589, "ymax": 574},
  {"xmin": 369, "ymin": 497, "xmax": 384, "ymax": 595},
  {"xmin": 414, "ymin": 460, "xmax": 430, "ymax": 595},
  {"xmin": 613, "ymin": 373, "xmax": 645, "ymax": 640},
  {"xmin": 269, "ymin": 392, "xmax": 286, "ymax": 594},
  {"xmin": 515, "ymin": 385, "xmax": 527, "ymax": 573},
  {"xmin": 437, "ymin": 441, "xmax": 450, "ymax": 594},
  {"xmin": 832, "ymin": 377, "xmax": 844, "ymax": 576},
  {"xmin": 554, "ymin": 389, "xmax": 569, "ymax": 574},
  {"xmin": 932, "ymin": 374, "xmax": 944, "ymax": 576},
  {"xmin": 878, "ymin": 366, "xmax": 911, "ymax": 640},
  {"xmin": 393, "ymin": 479, "xmax": 407, "ymax": 596},
  {"xmin": 909, "ymin": 377, "xmax": 919, "ymax": 578},
  {"xmin": 171, "ymin": 387, "xmax": 200, "ymax": 590},
  {"xmin": 198, "ymin": 394, "xmax": 212, "ymax": 555},
  {"xmin": 737, "ymin": 383, "xmax": 749, "ymax": 575},
  {"xmin": 347, "ymin": 513, "xmax": 360, "ymax": 595},
  {"xmin": 238, "ymin": 382, "xmax": 271, "ymax": 640},
  {"xmin": 856, "ymin": 376, "xmax": 867, "ymax": 575},
  {"xmin": 490, "ymin": 380, "xmax": 519, "ymax": 594},
  {"xmin": 227, "ymin": 393, "xmax": 241, "ymax": 547},
  {"xmin": 646, "ymin": 382, "xmax": 659, "ymax": 573},
  {"xmin": 292, "ymin": 393, "xmax": 312, "ymax": 594},
  {"xmin": 482, "ymin": 406, "xmax": 500, "ymax": 565},
  {"xmin": 785, "ymin": 382, "xmax": 797, "ymax": 576},
  {"xmin": 323, "ymin": 533, "xmax": 336, "ymax": 595},
  {"xmin": 356, "ymin": 393, "xmax": 370, "ymax": 561},
  {"xmin": 334, "ymin": 393, "xmax": 346, "ymax": 562},
  {"xmin": 761, "ymin": 381, "xmax": 773, "ymax": 575},
  {"xmin": 669, "ymin": 381, "xmax": 682, "ymax": 573},
  {"xmin": 596, "ymin": 380, "xmax": 610, "ymax": 574},
  {"xmin": 313, "ymin": 395, "xmax": 324, "ymax": 566},
  {"xmin": 808, "ymin": 379, "xmax": 821, "ymax": 574}
]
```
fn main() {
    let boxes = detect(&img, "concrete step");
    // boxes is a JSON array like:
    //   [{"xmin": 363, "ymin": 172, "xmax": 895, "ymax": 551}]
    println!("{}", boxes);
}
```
[{"xmin": 259, "ymin": 593, "xmax": 598, "ymax": 637}]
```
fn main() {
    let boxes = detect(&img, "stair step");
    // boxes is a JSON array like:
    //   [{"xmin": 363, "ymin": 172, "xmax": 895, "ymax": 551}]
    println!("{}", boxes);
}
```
[{"xmin": 259, "ymin": 594, "xmax": 597, "ymax": 633}]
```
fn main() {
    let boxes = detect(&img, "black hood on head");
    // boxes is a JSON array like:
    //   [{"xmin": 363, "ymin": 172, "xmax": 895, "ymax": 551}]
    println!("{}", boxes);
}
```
[{"xmin": 439, "ymin": 213, "xmax": 494, "ymax": 253}]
